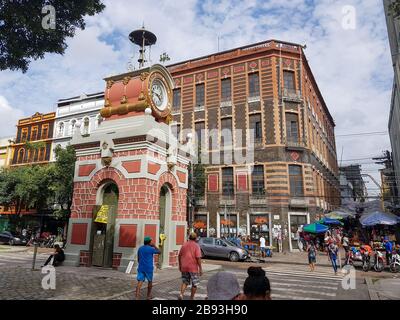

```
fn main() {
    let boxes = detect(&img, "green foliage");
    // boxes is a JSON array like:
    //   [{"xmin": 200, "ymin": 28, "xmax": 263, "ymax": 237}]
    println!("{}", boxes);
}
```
[
  {"xmin": 389, "ymin": 1, "xmax": 400, "ymax": 18},
  {"xmin": 0, "ymin": 145, "xmax": 76, "ymax": 221},
  {"xmin": 25, "ymin": 141, "xmax": 46, "ymax": 150},
  {"xmin": 0, "ymin": 0, "xmax": 105, "ymax": 72}
]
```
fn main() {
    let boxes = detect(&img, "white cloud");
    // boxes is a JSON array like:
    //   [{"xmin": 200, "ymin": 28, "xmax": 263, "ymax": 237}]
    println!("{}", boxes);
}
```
[
  {"xmin": 0, "ymin": 0, "xmax": 393, "ymax": 196},
  {"xmin": 0, "ymin": 96, "xmax": 24, "ymax": 138}
]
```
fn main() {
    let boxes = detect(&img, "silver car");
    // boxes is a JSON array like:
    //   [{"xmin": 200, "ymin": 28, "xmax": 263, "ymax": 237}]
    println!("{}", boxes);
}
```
[{"xmin": 198, "ymin": 237, "xmax": 249, "ymax": 262}]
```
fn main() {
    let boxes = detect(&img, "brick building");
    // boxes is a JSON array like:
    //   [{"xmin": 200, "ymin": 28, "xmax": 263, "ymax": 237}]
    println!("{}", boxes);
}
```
[
  {"xmin": 11, "ymin": 112, "xmax": 56, "ymax": 166},
  {"xmin": 167, "ymin": 40, "xmax": 340, "ymax": 251}
]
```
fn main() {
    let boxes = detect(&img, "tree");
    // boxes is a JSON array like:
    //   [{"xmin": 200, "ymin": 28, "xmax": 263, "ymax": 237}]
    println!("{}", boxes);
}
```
[
  {"xmin": 0, "ymin": 0, "xmax": 105, "ymax": 72},
  {"xmin": 389, "ymin": 0, "xmax": 400, "ymax": 18},
  {"xmin": 50, "ymin": 145, "xmax": 76, "ymax": 221}
]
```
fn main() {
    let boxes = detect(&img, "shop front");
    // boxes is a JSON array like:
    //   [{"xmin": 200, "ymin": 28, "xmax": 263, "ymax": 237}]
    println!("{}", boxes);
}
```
[
  {"xmin": 217, "ymin": 212, "xmax": 239, "ymax": 238},
  {"xmin": 248, "ymin": 213, "xmax": 271, "ymax": 246},
  {"xmin": 193, "ymin": 212, "xmax": 208, "ymax": 238},
  {"xmin": 288, "ymin": 212, "xmax": 310, "ymax": 252}
]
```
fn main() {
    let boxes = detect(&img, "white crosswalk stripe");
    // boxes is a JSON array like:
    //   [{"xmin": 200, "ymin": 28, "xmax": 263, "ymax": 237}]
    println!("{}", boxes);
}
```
[{"xmin": 147, "ymin": 266, "xmax": 343, "ymax": 300}]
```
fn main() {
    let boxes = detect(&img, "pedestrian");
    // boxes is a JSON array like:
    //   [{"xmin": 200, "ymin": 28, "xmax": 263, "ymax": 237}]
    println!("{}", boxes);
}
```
[
  {"xmin": 135, "ymin": 236, "xmax": 161, "ymax": 300},
  {"xmin": 42, "ymin": 244, "xmax": 65, "ymax": 267},
  {"xmin": 342, "ymin": 234, "xmax": 350, "ymax": 254},
  {"xmin": 206, "ymin": 271, "xmax": 243, "ymax": 300},
  {"xmin": 383, "ymin": 237, "xmax": 393, "ymax": 266},
  {"xmin": 327, "ymin": 240, "xmax": 339, "ymax": 275},
  {"xmin": 259, "ymin": 234, "xmax": 266, "ymax": 258},
  {"xmin": 307, "ymin": 241, "xmax": 317, "ymax": 272},
  {"xmin": 178, "ymin": 232, "xmax": 202, "ymax": 300},
  {"xmin": 243, "ymin": 267, "xmax": 271, "ymax": 300}
]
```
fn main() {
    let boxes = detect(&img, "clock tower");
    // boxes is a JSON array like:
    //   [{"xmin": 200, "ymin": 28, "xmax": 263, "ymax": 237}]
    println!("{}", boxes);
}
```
[{"xmin": 64, "ymin": 27, "xmax": 191, "ymax": 271}]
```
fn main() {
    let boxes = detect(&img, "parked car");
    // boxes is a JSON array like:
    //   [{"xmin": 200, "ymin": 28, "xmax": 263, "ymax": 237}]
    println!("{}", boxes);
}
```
[
  {"xmin": 198, "ymin": 237, "xmax": 249, "ymax": 262},
  {"xmin": 0, "ymin": 231, "xmax": 28, "ymax": 246}
]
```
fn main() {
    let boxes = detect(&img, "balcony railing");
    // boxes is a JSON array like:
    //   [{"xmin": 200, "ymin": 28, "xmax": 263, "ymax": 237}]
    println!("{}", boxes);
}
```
[
  {"xmin": 220, "ymin": 100, "xmax": 232, "ymax": 108},
  {"xmin": 283, "ymin": 88, "xmax": 302, "ymax": 101},
  {"xmin": 289, "ymin": 197, "xmax": 309, "ymax": 207},
  {"xmin": 194, "ymin": 105, "xmax": 205, "ymax": 112},
  {"xmin": 247, "ymin": 96, "xmax": 261, "ymax": 103},
  {"xmin": 250, "ymin": 194, "xmax": 267, "ymax": 205},
  {"xmin": 220, "ymin": 194, "xmax": 235, "ymax": 205},
  {"xmin": 195, "ymin": 197, "xmax": 206, "ymax": 206},
  {"xmin": 285, "ymin": 138, "xmax": 307, "ymax": 149},
  {"xmin": 172, "ymin": 107, "xmax": 181, "ymax": 115}
]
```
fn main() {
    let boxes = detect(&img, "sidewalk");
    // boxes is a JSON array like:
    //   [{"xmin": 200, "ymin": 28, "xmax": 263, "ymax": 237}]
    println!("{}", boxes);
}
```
[
  {"xmin": 255, "ymin": 250, "xmax": 344, "ymax": 267},
  {"xmin": 366, "ymin": 277, "xmax": 400, "ymax": 300}
]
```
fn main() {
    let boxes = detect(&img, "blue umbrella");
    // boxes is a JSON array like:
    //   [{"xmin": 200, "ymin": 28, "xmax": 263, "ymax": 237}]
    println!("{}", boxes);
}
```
[
  {"xmin": 303, "ymin": 223, "xmax": 329, "ymax": 234},
  {"xmin": 360, "ymin": 211, "xmax": 400, "ymax": 226},
  {"xmin": 316, "ymin": 217, "xmax": 344, "ymax": 226}
]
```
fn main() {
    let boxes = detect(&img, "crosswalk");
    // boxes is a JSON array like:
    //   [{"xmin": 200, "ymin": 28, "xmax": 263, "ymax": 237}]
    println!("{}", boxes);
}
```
[
  {"xmin": 142, "ymin": 266, "xmax": 344, "ymax": 300},
  {"xmin": 0, "ymin": 251, "xmax": 48, "ymax": 268}
]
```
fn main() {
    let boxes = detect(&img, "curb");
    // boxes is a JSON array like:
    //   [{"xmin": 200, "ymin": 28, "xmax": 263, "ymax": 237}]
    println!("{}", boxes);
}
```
[{"xmin": 365, "ymin": 277, "xmax": 380, "ymax": 300}]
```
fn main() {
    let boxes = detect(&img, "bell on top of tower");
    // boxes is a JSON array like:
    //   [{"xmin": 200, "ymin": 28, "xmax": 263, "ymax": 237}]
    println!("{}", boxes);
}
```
[{"xmin": 129, "ymin": 24, "xmax": 157, "ymax": 69}]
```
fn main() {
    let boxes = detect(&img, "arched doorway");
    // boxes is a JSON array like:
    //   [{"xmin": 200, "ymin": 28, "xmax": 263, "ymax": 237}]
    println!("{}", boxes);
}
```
[
  {"xmin": 158, "ymin": 185, "xmax": 172, "ymax": 268},
  {"xmin": 91, "ymin": 182, "xmax": 119, "ymax": 267}
]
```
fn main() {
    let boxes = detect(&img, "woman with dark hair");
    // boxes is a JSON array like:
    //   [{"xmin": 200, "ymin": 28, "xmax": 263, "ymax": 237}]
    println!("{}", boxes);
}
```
[{"xmin": 243, "ymin": 267, "xmax": 271, "ymax": 300}]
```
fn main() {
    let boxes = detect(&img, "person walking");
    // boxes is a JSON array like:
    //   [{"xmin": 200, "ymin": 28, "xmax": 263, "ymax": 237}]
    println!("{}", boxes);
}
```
[
  {"xmin": 384, "ymin": 237, "xmax": 393, "ymax": 266},
  {"xmin": 307, "ymin": 241, "xmax": 317, "ymax": 272},
  {"xmin": 135, "ymin": 236, "xmax": 161, "ymax": 300},
  {"xmin": 259, "ymin": 235, "xmax": 266, "ymax": 258},
  {"xmin": 178, "ymin": 232, "xmax": 202, "ymax": 300},
  {"xmin": 327, "ymin": 240, "xmax": 339, "ymax": 274},
  {"xmin": 243, "ymin": 267, "xmax": 271, "ymax": 300}
]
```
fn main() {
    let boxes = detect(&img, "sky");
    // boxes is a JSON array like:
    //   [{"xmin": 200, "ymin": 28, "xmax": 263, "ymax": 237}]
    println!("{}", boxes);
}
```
[{"xmin": 0, "ymin": 0, "xmax": 393, "ymax": 197}]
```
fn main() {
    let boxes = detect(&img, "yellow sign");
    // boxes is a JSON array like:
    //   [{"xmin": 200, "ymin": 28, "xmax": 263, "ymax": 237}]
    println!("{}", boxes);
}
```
[{"xmin": 95, "ymin": 205, "xmax": 109, "ymax": 224}]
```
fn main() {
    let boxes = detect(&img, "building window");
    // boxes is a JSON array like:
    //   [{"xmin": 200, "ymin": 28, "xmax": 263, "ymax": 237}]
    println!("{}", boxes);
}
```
[
  {"xmin": 195, "ymin": 84, "xmax": 205, "ymax": 107},
  {"xmin": 38, "ymin": 147, "xmax": 45, "ymax": 162},
  {"xmin": 57, "ymin": 122, "xmax": 64, "ymax": 137},
  {"xmin": 286, "ymin": 113, "xmax": 299, "ymax": 143},
  {"xmin": 222, "ymin": 167, "xmax": 234, "ymax": 197},
  {"xmin": 17, "ymin": 148, "xmax": 25, "ymax": 164},
  {"xmin": 283, "ymin": 70, "xmax": 296, "ymax": 90},
  {"xmin": 172, "ymin": 124, "xmax": 181, "ymax": 141},
  {"xmin": 289, "ymin": 165, "xmax": 304, "ymax": 197},
  {"xmin": 221, "ymin": 78, "xmax": 231, "ymax": 102},
  {"xmin": 41, "ymin": 124, "xmax": 49, "ymax": 139},
  {"xmin": 252, "ymin": 165, "xmax": 265, "ymax": 196},
  {"xmin": 31, "ymin": 126, "xmax": 38, "ymax": 141},
  {"xmin": 195, "ymin": 121, "xmax": 205, "ymax": 155},
  {"xmin": 248, "ymin": 73, "xmax": 260, "ymax": 97},
  {"xmin": 221, "ymin": 117, "xmax": 232, "ymax": 148},
  {"xmin": 70, "ymin": 120, "xmax": 77, "ymax": 135},
  {"xmin": 21, "ymin": 128, "xmax": 28, "ymax": 142},
  {"xmin": 27, "ymin": 150, "xmax": 34, "ymax": 163},
  {"xmin": 82, "ymin": 117, "xmax": 90, "ymax": 135},
  {"xmin": 249, "ymin": 114, "xmax": 262, "ymax": 142},
  {"xmin": 173, "ymin": 89, "xmax": 181, "ymax": 110}
]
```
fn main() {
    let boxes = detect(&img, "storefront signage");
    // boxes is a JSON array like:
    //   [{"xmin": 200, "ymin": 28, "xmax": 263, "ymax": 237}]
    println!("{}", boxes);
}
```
[{"xmin": 95, "ymin": 205, "xmax": 109, "ymax": 224}]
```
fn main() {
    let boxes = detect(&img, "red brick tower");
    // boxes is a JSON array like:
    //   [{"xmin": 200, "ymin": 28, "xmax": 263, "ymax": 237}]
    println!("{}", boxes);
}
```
[{"xmin": 64, "ymin": 63, "xmax": 190, "ymax": 270}]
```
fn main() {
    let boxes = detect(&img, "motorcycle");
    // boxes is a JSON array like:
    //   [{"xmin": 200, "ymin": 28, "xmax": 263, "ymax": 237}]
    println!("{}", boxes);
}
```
[
  {"xmin": 389, "ymin": 251, "xmax": 400, "ymax": 273},
  {"xmin": 372, "ymin": 249, "xmax": 385, "ymax": 272},
  {"xmin": 345, "ymin": 247, "xmax": 370, "ymax": 272}
]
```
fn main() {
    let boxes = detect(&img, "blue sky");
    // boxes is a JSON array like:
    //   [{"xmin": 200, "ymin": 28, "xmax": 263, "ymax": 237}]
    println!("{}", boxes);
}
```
[{"xmin": 0, "ymin": 0, "xmax": 393, "ymax": 197}]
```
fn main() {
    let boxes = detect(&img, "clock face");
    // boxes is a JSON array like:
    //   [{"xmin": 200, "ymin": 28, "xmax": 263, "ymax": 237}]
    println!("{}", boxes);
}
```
[{"xmin": 151, "ymin": 79, "xmax": 167, "ymax": 111}]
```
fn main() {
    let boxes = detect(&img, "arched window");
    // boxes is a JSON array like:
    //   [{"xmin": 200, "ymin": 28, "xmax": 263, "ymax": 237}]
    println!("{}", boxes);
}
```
[
  {"xmin": 82, "ymin": 117, "xmax": 90, "ymax": 135},
  {"xmin": 58, "ymin": 122, "xmax": 64, "ymax": 137},
  {"xmin": 70, "ymin": 119, "xmax": 77, "ymax": 135},
  {"xmin": 18, "ymin": 148, "xmax": 25, "ymax": 164},
  {"xmin": 96, "ymin": 114, "xmax": 103, "ymax": 129}
]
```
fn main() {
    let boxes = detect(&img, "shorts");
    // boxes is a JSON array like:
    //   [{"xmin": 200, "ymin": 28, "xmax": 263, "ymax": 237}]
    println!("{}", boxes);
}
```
[
  {"xmin": 308, "ymin": 255, "xmax": 316, "ymax": 264},
  {"xmin": 137, "ymin": 271, "xmax": 153, "ymax": 282},
  {"xmin": 181, "ymin": 272, "xmax": 200, "ymax": 287}
]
